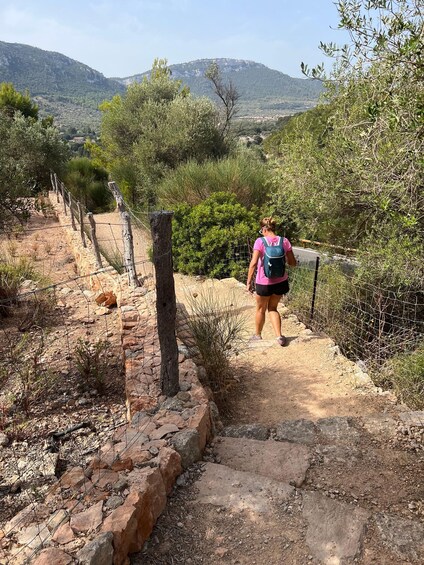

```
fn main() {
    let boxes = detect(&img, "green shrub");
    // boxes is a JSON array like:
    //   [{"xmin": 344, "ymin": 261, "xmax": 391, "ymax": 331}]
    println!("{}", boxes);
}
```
[
  {"xmin": 172, "ymin": 192, "xmax": 257, "ymax": 279},
  {"xmin": 380, "ymin": 343, "xmax": 424, "ymax": 409},
  {"xmin": 65, "ymin": 157, "xmax": 113, "ymax": 213},
  {"xmin": 158, "ymin": 152, "xmax": 271, "ymax": 209}
]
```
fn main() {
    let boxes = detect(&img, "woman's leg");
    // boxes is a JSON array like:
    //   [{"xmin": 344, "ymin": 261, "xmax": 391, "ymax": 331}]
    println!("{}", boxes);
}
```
[
  {"xmin": 267, "ymin": 294, "xmax": 283, "ymax": 338},
  {"xmin": 255, "ymin": 295, "xmax": 270, "ymax": 336}
]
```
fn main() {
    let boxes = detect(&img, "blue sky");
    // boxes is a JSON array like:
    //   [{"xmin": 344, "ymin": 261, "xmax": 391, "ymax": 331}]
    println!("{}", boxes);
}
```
[{"xmin": 0, "ymin": 0, "xmax": 349, "ymax": 78}]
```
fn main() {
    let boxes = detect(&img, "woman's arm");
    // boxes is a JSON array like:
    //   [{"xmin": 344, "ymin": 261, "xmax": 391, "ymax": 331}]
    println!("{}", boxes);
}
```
[
  {"xmin": 286, "ymin": 249, "xmax": 297, "ymax": 267},
  {"xmin": 246, "ymin": 249, "xmax": 260, "ymax": 293}
]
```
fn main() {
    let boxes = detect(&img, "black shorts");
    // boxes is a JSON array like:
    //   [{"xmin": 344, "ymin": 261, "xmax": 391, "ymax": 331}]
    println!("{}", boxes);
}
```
[{"xmin": 255, "ymin": 280, "xmax": 289, "ymax": 297}]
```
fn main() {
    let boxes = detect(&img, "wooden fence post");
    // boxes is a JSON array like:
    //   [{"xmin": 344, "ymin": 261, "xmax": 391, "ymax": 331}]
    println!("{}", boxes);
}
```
[
  {"xmin": 150, "ymin": 211, "xmax": 179, "ymax": 397},
  {"xmin": 87, "ymin": 213, "xmax": 103, "ymax": 268},
  {"xmin": 50, "ymin": 172, "xmax": 55, "ymax": 195},
  {"xmin": 77, "ymin": 202, "xmax": 86, "ymax": 248},
  {"xmin": 69, "ymin": 194, "xmax": 77, "ymax": 231},
  {"xmin": 61, "ymin": 182, "xmax": 67, "ymax": 216},
  {"xmin": 53, "ymin": 173, "xmax": 60, "ymax": 203},
  {"xmin": 310, "ymin": 256, "xmax": 320, "ymax": 321},
  {"xmin": 108, "ymin": 181, "xmax": 140, "ymax": 287}
]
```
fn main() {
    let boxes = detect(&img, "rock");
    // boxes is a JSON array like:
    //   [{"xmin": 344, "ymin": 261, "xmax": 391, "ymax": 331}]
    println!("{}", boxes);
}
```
[
  {"xmin": 47, "ymin": 509, "xmax": 68, "ymax": 533},
  {"xmin": 0, "ymin": 432, "xmax": 9, "ymax": 447},
  {"xmin": 33, "ymin": 548, "xmax": 73, "ymax": 565},
  {"xmin": 132, "ymin": 287, "xmax": 148, "ymax": 296},
  {"xmin": 316, "ymin": 416, "xmax": 360, "ymax": 443},
  {"xmin": 375, "ymin": 513, "xmax": 424, "ymax": 562},
  {"xmin": 275, "ymin": 419, "xmax": 317, "ymax": 445},
  {"xmin": 113, "ymin": 478, "xmax": 129, "ymax": 493},
  {"xmin": 178, "ymin": 345, "xmax": 191, "ymax": 359},
  {"xmin": 150, "ymin": 424, "xmax": 179, "ymax": 440},
  {"xmin": 220, "ymin": 424, "xmax": 269, "ymax": 441},
  {"xmin": 170, "ymin": 429, "xmax": 202, "ymax": 468},
  {"xmin": 70, "ymin": 501, "xmax": 103, "ymax": 533},
  {"xmin": 77, "ymin": 531, "xmax": 114, "ymax": 565},
  {"xmin": 399, "ymin": 411, "xmax": 424, "ymax": 428},
  {"xmin": 158, "ymin": 447, "xmax": 182, "ymax": 494},
  {"xmin": 102, "ymin": 470, "xmax": 166, "ymax": 564},
  {"xmin": 16, "ymin": 522, "xmax": 51, "ymax": 550},
  {"xmin": 161, "ymin": 397, "xmax": 185, "ymax": 412},
  {"xmin": 105, "ymin": 496, "xmax": 124, "ymax": 510},
  {"xmin": 179, "ymin": 382, "xmax": 192, "ymax": 392},
  {"xmin": 302, "ymin": 491, "xmax": 370, "ymax": 563},
  {"xmin": 52, "ymin": 522, "xmax": 75, "ymax": 544},
  {"xmin": 209, "ymin": 401, "xmax": 224, "ymax": 435},
  {"xmin": 111, "ymin": 457, "xmax": 134, "ymax": 472}
]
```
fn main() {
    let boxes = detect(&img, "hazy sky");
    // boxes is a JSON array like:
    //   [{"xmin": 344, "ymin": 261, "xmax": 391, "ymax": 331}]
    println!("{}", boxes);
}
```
[{"xmin": 0, "ymin": 0, "xmax": 349, "ymax": 78}]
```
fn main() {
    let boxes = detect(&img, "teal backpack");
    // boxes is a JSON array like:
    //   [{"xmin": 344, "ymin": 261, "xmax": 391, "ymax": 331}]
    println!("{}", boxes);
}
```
[{"xmin": 262, "ymin": 236, "xmax": 285, "ymax": 278}]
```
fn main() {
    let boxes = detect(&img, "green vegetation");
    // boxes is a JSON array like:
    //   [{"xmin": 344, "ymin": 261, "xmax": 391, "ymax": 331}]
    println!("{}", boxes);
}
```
[
  {"xmin": 92, "ymin": 59, "xmax": 229, "ymax": 208},
  {"xmin": 158, "ymin": 151, "xmax": 271, "ymax": 209},
  {"xmin": 267, "ymin": 0, "xmax": 423, "ymax": 254},
  {"xmin": 0, "ymin": 40, "xmax": 125, "ymax": 129},
  {"xmin": 0, "ymin": 254, "xmax": 36, "ymax": 316},
  {"xmin": 3, "ymin": 333, "xmax": 55, "ymax": 414},
  {"xmin": 381, "ymin": 343, "xmax": 424, "ymax": 410},
  {"xmin": 64, "ymin": 157, "xmax": 113, "ymax": 213},
  {"xmin": 0, "ymin": 83, "xmax": 68, "ymax": 230},
  {"xmin": 172, "ymin": 192, "xmax": 257, "ymax": 279},
  {"xmin": 184, "ymin": 286, "xmax": 246, "ymax": 411}
]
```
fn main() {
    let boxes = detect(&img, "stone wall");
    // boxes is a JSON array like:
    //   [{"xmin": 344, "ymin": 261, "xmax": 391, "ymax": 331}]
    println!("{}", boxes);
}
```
[{"xmin": 1, "ymin": 194, "xmax": 215, "ymax": 564}]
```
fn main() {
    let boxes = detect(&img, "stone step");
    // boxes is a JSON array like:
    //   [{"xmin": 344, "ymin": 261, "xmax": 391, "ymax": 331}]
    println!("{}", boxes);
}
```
[
  {"xmin": 213, "ymin": 436, "xmax": 311, "ymax": 487},
  {"xmin": 220, "ymin": 411, "xmax": 421, "ymax": 446},
  {"xmin": 195, "ymin": 461, "xmax": 294, "ymax": 514}
]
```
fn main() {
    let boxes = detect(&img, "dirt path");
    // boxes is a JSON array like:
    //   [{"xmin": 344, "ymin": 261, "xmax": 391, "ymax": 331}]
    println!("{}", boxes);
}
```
[{"xmin": 134, "ymin": 276, "xmax": 423, "ymax": 565}]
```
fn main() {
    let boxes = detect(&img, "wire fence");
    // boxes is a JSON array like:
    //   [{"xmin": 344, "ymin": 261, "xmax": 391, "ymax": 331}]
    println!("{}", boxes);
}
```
[{"xmin": 0, "ymin": 256, "xmax": 163, "ymax": 562}]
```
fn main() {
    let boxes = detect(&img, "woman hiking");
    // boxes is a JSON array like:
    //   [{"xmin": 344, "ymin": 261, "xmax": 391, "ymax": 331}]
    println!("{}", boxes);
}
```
[{"xmin": 246, "ymin": 217, "xmax": 296, "ymax": 346}]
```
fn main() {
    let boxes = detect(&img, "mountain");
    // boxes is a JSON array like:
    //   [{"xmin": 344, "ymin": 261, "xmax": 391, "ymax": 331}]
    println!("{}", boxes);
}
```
[
  {"xmin": 0, "ymin": 41, "xmax": 125, "ymax": 128},
  {"xmin": 116, "ymin": 58, "xmax": 323, "ymax": 117},
  {"xmin": 0, "ymin": 42, "xmax": 322, "ymax": 128}
]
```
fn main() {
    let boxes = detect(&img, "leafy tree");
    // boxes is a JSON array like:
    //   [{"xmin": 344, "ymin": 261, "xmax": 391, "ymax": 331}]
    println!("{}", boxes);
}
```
[
  {"xmin": 172, "ymin": 192, "xmax": 258, "ymax": 279},
  {"xmin": 64, "ymin": 158, "xmax": 112, "ymax": 213},
  {"xmin": 269, "ymin": 0, "xmax": 423, "ymax": 252},
  {"xmin": 92, "ymin": 59, "xmax": 229, "ymax": 209},
  {"xmin": 0, "ymin": 82, "xmax": 38, "ymax": 119},
  {"xmin": 0, "ymin": 84, "xmax": 68, "ymax": 230}
]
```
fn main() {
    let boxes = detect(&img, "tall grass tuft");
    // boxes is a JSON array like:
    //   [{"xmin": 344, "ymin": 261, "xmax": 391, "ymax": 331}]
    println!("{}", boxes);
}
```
[
  {"xmin": 0, "ymin": 251, "xmax": 36, "ymax": 316},
  {"xmin": 158, "ymin": 153, "xmax": 271, "ymax": 209},
  {"xmin": 184, "ymin": 286, "xmax": 246, "ymax": 411}
]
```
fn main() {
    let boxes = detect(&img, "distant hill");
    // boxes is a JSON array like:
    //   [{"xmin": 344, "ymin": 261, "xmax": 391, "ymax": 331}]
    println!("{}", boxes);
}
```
[
  {"xmin": 0, "ymin": 42, "xmax": 322, "ymax": 128},
  {"xmin": 0, "ymin": 41, "xmax": 125, "ymax": 128},
  {"xmin": 117, "ymin": 58, "xmax": 323, "ymax": 117}
]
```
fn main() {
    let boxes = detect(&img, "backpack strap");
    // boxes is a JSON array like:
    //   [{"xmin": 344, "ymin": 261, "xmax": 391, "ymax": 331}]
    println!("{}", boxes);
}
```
[{"xmin": 262, "ymin": 236, "xmax": 283, "ymax": 248}]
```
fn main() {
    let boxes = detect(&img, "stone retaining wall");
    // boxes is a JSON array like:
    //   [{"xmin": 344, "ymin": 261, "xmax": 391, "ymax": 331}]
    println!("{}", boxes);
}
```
[{"xmin": 1, "ymin": 195, "xmax": 215, "ymax": 564}]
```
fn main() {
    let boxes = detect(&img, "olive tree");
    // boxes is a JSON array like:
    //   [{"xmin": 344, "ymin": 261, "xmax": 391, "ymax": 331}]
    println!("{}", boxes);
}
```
[
  {"xmin": 92, "ymin": 59, "xmax": 229, "ymax": 208},
  {"xmin": 0, "ymin": 85, "xmax": 68, "ymax": 230}
]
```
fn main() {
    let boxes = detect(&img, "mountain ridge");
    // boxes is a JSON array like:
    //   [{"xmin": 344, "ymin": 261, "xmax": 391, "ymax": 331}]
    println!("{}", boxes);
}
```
[{"xmin": 0, "ymin": 41, "xmax": 322, "ymax": 127}]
